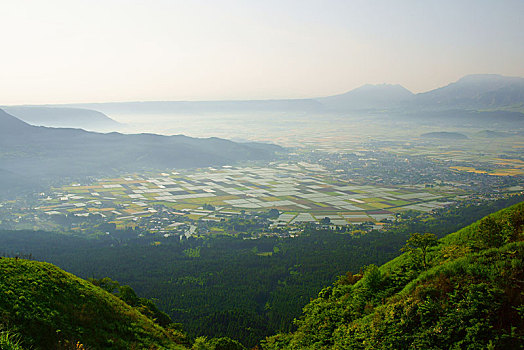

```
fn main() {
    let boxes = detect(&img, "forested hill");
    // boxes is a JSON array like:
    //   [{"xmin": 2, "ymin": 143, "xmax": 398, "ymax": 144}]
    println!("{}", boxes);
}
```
[
  {"xmin": 0, "ymin": 258, "xmax": 189, "ymax": 349},
  {"xmin": 0, "ymin": 109, "xmax": 282, "ymax": 195},
  {"xmin": 0, "ymin": 203, "xmax": 522, "ymax": 349},
  {"xmin": 2, "ymin": 106, "xmax": 121, "ymax": 131},
  {"xmin": 0, "ymin": 195, "xmax": 521, "ymax": 349},
  {"xmin": 0, "ymin": 109, "xmax": 281, "ymax": 176},
  {"xmin": 262, "ymin": 202, "xmax": 524, "ymax": 350},
  {"xmin": 0, "ymin": 259, "xmax": 249, "ymax": 350}
]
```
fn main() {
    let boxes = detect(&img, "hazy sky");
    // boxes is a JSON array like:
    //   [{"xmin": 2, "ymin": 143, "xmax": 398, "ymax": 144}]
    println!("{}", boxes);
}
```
[{"xmin": 2, "ymin": 0, "xmax": 524, "ymax": 104}]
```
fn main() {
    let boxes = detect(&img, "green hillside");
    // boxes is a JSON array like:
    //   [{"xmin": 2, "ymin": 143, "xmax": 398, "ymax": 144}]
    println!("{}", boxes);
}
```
[
  {"xmin": 262, "ymin": 202, "xmax": 524, "ymax": 349},
  {"xmin": 0, "ymin": 258, "xmax": 189, "ymax": 350},
  {"xmin": 1, "ymin": 202, "xmax": 522, "ymax": 349}
]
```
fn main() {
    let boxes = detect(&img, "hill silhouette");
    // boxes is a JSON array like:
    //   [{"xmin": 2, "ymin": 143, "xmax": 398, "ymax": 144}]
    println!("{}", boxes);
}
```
[
  {"xmin": 421, "ymin": 131, "xmax": 468, "ymax": 140},
  {"xmin": 55, "ymin": 74, "xmax": 524, "ymax": 118},
  {"xmin": 3, "ymin": 106, "xmax": 121, "ymax": 131},
  {"xmin": 317, "ymin": 84, "xmax": 414, "ymax": 110},
  {"xmin": 413, "ymin": 74, "xmax": 524, "ymax": 110},
  {"xmin": 0, "ymin": 109, "xmax": 282, "ymax": 193}
]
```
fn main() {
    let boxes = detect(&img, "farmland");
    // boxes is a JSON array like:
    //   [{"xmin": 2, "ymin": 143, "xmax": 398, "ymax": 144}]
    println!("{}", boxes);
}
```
[
  {"xmin": 1, "ymin": 140, "xmax": 522, "ymax": 238},
  {"xmin": 32, "ymin": 162, "xmax": 459, "ymax": 231}
]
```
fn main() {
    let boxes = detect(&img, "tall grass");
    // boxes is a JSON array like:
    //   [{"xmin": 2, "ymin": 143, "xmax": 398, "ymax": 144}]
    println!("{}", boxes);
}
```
[{"xmin": 0, "ymin": 330, "xmax": 25, "ymax": 350}]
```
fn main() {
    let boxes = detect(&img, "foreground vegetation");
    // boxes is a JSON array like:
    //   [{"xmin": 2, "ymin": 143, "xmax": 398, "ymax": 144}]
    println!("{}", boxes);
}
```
[
  {"xmin": 0, "ymin": 200, "xmax": 522, "ymax": 348},
  {"xmin": 0, "ymin": 258, "xmax": 189, "ymax": 349},
  {"xmin": 262, "ymin": 201, "xmax": 524, "ymax": 349},
  {"xmin": 0, "ymin": 195, "xmax": 521, "ymax": 348}
]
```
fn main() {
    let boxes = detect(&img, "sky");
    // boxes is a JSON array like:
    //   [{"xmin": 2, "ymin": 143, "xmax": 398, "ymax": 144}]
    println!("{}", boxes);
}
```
[{"xmin": 1, "ymin": 0, "xmax": 524, "ymax": 105}]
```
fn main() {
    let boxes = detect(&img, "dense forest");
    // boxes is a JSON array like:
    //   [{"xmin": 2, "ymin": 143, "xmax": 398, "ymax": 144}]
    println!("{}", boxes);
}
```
[
  {"xmin": 0, "ymin": 257, "xmax": 253, "ymax": 350},
  {"xmin": 0, "ymin": 195, "xmax": 521, "ymax": 347},
  {"xmin": 1, "ymin": 198, "xmax": 522, "ymax": 349},
  {"xmin": 262, "ymin": 202, "xmax": 524, "ymax": 349}
]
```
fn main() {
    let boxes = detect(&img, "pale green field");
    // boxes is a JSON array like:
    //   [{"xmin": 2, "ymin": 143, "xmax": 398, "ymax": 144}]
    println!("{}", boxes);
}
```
[{"xmin": 39, "ymin": 163, "xmax": 463, "ymax": 226}]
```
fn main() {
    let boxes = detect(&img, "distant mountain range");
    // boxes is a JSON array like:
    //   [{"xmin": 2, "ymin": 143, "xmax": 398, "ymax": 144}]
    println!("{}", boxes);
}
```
[
  {"xmin": 410, "ymin": 74, "xmax": 524, "ymax": 110},
  {"xmin": 476, "ymin": 130, "xmax": 514, "ymax": 138},
  {"xmin": 57, "ymin": 74, "xmax": 524, "ymax": 115},
  {"xmin": 420, "ymin": 131, "xmax": 468, "ymax": 140},
  {"xmin": 317, "ymin": 74, "xmax": 524, "ymax": 112},
  {"xmin": 65, "ymin": 99, "xmax": 324, "ymax": 115},
  {"xmin": 316, "ymin": 84, "xmax": 413, "ymax": 110},
  {"xmin": 2, "ymin": 106, "xmax": 121, "ymax": 131},
  {"xmin": 0, "ymin": 109, "xmax": 282, "ymax": 195},
  {"xmin": 4, "ymin": 74, "xmax": 523, "ymax": 132}
]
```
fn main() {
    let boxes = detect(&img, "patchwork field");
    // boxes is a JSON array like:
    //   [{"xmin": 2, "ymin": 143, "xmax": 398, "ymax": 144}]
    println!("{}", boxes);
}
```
[{"xmin": 37, "ymin": 163, "xmax": 460, "ymax": 227}]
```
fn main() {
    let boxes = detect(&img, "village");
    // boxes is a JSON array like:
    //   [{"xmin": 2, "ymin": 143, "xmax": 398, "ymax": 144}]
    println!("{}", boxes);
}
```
[{"xmin": 0, "ymin": 161, "xmax": 472, "ymax": 237}]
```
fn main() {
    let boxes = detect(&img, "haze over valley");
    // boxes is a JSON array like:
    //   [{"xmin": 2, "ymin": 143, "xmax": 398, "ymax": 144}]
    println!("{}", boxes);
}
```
[{"xmin": 1, "ymin": 1, "xmax": 523, "ymax": 349}]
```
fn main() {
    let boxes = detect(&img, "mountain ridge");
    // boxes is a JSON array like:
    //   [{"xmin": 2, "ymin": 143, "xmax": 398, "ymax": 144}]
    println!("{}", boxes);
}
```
[
  {"xmin": 0, "ymin": 109, "xmax": 282, "ymax": 194},
  {"xmin": 39, "ymin": 74, "xmax": 524, "ymax": 115},
  {"xmin": 2, "ymin": 106, "xmax": 121, "ymax": 131},
  {"xmin": 316, "ymin": 83, "xmax": 414, "ymax": 110},
  {"xmin": 412, "ymin": 74, "xmax": 524, "ymax": 109}
]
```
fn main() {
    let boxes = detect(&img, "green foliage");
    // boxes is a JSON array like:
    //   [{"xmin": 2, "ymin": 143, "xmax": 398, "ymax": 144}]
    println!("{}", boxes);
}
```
[
  {"xmin": 0, "ymin": 330, "xmax": 25, "ymax": 350},
  {"xmin": 474, "ymin": 202, "xmax": 524, "ymax": 248},
  {"xmin": 0, "ymin": 258, "xmax": 187, "ymax": 350},
  {"xmin": 477, "ymin": 216, "xmax": 505, "ymax": 247},
  {"xmin": 192, "ymin": 336, "xmax": 214, "ymax": 350},
  {"xmin": 118, "ymin": 284, "xmax": 140, "ymax": 306},
  {"xmin": 208, "ymin": 337, "xmax": 246, "ymax": 350},
  {"xmin": 268, "ymin": 209, "xmax": 280, "ymax": 219},
  {"xmin": 320, "ymin": 217, "xmax": 331, "ymax": 225},
  {"xmin": 0, "ymin": 195, "xmax": 520, "ymax": 348},
  {"xmin": 203, "ymin": 204, "xmax": 216, "ymax": 211},
  {"xmin": 361, "ymin": 264, "xmax": 382, "ymax": 292},
  {"xmin": 0, "ymin": 229, "xmax": 406, "ymax": 347},
  {"xmin": 402, "ymin": 232, "xmax": 438, "ymax": 269},
  {"xmin": 87, "ymin": 277, "xmax": 175, "ymax": 329},
  {"xmin": 183, "ymin": 247, "xmax": 201, "ymax": 258},
  {"xmin": 334, "ymin": 271, "xmax": 362, "ymax": 286},
  {"xmin": 88, "ymin": 276, "xmax": 119, "ymax": 294},
  {"xmin": 263, "ymin": 201, "xmax": 524, "ymax": 349},
  {"xmin": 190, "ymin": 336, "xmax": 246, "ymax": 350}
]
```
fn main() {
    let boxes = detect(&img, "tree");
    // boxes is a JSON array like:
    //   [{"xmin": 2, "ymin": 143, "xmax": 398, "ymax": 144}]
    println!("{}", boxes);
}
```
[
  {"xmin": 209, "ymin": 337, "xmax": 246, "ymax": 350},
  {"xmin": 320, "ymin": 217, "xmax": 331, "ymax": 225},
  {"xmin": 192, "ymin": 336, "xmax": 246, "ymax": 350},
  {"xmin": 88, "ymin": 277, "xmax": 120, "ymax": 294},
  {"xmin": 192, "ymin": 336, "xmax": 213, "ymax": 350},
  {"xmin": 477, "ymin": 216, "xmax": 504, "ymax": 248},
  {"xmin": 203, "ymin": 203, "xmax": 216, "ymax": 211},
  {"xmin": 268, "ymin": 209, "xmax": 280, "ymax": 219},
  {"xmin": 118, "ymin": 285, "xmax": 140, "ymax": 306},
  {"xmin": 402, "ymin": 233, "xmax": 437, "ymax": 270},
  {"xmin": 361, "ymin": 264, "xmax": 383, "ymax": 293}
]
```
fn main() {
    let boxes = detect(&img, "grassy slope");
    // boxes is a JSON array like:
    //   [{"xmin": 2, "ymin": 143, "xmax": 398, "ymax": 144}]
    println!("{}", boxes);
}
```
[
  {"xmin": 0, "ymin": 258, "xmax": 187, "ymax": 350},
  {"xmin": 263, "ymin": 201, "xmax": 524, "ymax": 350}
]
